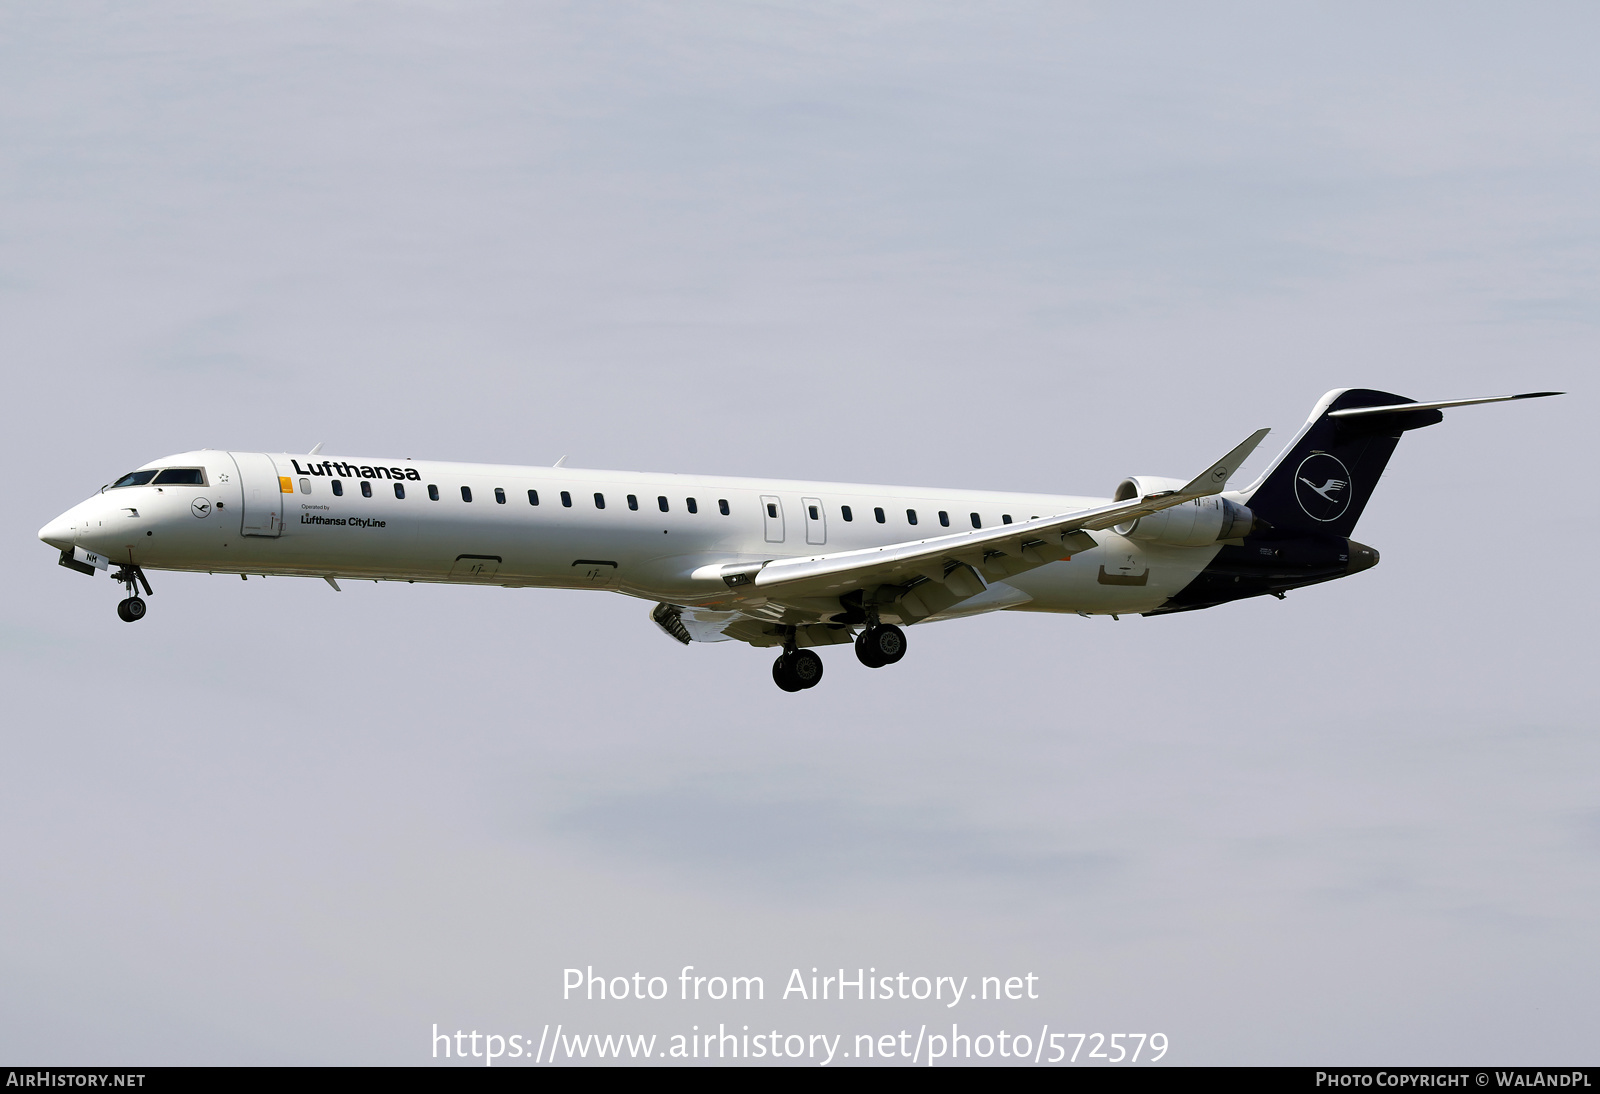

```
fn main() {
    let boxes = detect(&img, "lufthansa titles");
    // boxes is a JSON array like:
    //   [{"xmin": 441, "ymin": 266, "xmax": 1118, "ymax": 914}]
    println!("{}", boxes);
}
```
[{"xmin": 291, "ymin": 459, "xmax": 421, "ymax": 482}]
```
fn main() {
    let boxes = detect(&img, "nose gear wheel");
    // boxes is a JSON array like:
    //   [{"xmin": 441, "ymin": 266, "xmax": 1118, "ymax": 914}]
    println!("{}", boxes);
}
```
[{"xmin": 110, "ymin": 565, "xmax": 152, "ymax": 622}]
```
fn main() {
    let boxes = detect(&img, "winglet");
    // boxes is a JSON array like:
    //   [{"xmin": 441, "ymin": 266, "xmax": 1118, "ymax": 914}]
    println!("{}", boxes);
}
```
[{"xmin": 1174, "ymin": 428, "xmax": 1272, "ymax": 498}]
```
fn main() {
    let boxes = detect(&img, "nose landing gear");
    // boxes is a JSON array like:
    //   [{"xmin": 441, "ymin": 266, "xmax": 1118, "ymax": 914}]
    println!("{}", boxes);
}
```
[{"xmin": 110, "ymin": 564, "xmax": 152, "ymax": 623}]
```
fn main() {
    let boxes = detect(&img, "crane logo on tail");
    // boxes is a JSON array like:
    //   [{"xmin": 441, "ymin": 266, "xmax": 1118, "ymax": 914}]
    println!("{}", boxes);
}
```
[
  {"xmin": 1299, "ymin": 477, "xmax": 1346, "ymax": 501},
  {"xmin": 1293, "ymin": 453, "xmax": 1354, "ymax": 522}
]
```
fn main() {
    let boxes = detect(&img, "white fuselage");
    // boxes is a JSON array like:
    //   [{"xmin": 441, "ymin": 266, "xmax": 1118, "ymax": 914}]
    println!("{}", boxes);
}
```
[{"xmin": 40, "ymin": 450, "xmax": 1226, "ymax": 618}]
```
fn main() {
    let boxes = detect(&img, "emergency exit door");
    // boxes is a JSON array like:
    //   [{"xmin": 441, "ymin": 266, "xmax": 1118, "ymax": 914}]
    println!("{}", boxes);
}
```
[
  {"xmin": 760, "ymin": 495, "xmax": 785, "ymax": 543},
  {"xmin": 802, "ymin": 496, "xmax": 826, "ymax": 545}
]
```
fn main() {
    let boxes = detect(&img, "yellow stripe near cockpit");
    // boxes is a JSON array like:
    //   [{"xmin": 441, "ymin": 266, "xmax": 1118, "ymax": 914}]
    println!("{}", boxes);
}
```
[{"xmin": 279, "ymin": 477, "xmax": 294, "ymax": 493}]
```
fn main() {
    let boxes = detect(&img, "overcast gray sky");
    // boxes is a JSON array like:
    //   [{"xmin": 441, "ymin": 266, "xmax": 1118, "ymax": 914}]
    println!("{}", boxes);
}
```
[{"xmin": 2, "ymin": 2, "xmax": 1595, "ymax": 1066}]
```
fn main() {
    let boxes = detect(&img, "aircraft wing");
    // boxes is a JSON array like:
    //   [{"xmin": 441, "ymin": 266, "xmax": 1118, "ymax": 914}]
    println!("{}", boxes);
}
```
[
  {"xmin": 660, "ymin": 427, "xmax": 1269, "ymax": 643},
  {"xmin": 703, "ymin": 428, "xmax": 1268, "ymax": 598}
]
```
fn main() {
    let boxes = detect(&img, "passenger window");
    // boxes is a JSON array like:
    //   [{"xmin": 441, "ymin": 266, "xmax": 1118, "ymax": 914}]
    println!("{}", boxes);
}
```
[
  {"xmin": 361, "ymin": 481, "xmax": 372, "ymax": 498},
  {"xmin": 561, "ymin": 491, "xmax": 572, "ymax": 507},
  {"xmin": 874, "ymin": 507, "xmax": 886, "ymax": 524},
  {"xmin": 461, "ymin": 486, "xmax": 473, "ymax": 503},
  {"xmin": 152, "ymin": 468, "xmax": 205, "ymax": 486},
  {"xmin": 686, "ymin": 498, "xmax": 698, "ymax": 514},
  {"xmin": 528, "ymin": 489, "xmax": 539, "ymax": 506},
  {"xmin": 594, "ymin": 492, "xmax": 605, "ymax": 509},
  {"xmin": 766, "ymin": 503, "xmax": 777, "ymax": 518},
  {"xmin": 970, "ymin": 512, "xmax": 981, "ymax": 528},
  {"xmin": 394, "ymin": 483, "xmax": 405, "ymax": 499},
  {"xmin": 332, "ymin": 480, "xmax": 344, "ymax": 497},
  {"xmin": 718, "ymin": 499, "xmax": 729, "ymax": 516},
  {"xmin": 299, "ymin": 478, "xmax": 311, "ymax": 494},
  {"xmin": 428, "ymin": 484, "xmax": 439, "ymax": 501},
  {"xmin": 906, "ymin": 509, "xmax": 918, "ymax": 525},
  {"xmin": 111, "ymin": 470, "xmax": 158, "ymax": 488},
  {"xmin": 1002, "ymin": 514, "xmax": 1012, "ymax": 524},
  {"xmin": 808, "ymin": 505, "xmax": 819, "ymax": 520},
  {"xmin": 841, "ymin": 505, "xmax": 853, "ymax": 522},
  {"xmin": 495, "ymin": 488, "xmax": 506, "ymax": 504},
  {"xmin": 939, "ymin": 510, "xmax": 949, "ymax": 527},
  {"xmin": 657, "ymin": 496, "xmax": 669, "ymax": 512},
  {"xmin": 628, "ymin": 494, "xmax": 639, "ymax": 510}
]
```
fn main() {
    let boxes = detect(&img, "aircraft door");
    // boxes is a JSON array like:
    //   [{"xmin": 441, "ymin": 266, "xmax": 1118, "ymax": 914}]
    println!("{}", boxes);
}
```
[
  {"xmin": 760, "ymin": 495, "xmax": 785, "ymax": 543},
  {"xmin": 230, "ymin": 452, "xmax": 285, "ymax": 537},
  {"xmin": 802, "ymin": 496, "xmax": 826, "ymax": 545}
]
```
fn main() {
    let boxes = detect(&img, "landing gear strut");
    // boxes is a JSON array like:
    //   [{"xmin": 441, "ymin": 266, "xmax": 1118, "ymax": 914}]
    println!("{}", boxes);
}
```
[
  {"xmin": 855, "ymin": 623, "xmax": 906, "ymax": 668},
  {"xmin": 111, "ymin": 565, "xmax": 152, "ymax": 623},
  {"xmin": 772, "ymin": 645, "xmax": 824, "ymax": 692}
]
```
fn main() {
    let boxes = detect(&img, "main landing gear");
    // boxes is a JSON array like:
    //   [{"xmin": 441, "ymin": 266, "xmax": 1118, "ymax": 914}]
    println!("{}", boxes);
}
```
[
  {"xmin": 772, "ymin": 648, "xmax": 824, "ymax": 692},
  {"xmin": 854, "ymin": 623, "xmax": 906, "ymax": 669},
  {"xmin": 770, "ymin": 620, "xmax": 909, "ymax": 691},
  {"xmin": 111, "ymin": 565, "xmax": 152, "ymax": 623}
]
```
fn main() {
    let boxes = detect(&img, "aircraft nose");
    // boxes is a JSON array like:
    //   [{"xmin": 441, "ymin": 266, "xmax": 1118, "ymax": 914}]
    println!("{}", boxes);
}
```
[{"xmin": 39, "ymin": 513, "xmax": 77, "ymax": 551}]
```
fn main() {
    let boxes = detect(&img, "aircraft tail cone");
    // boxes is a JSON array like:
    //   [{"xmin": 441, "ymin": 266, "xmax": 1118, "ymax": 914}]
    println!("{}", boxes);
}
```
[{"xmin": 1346, "ymin": 540, "xmax": 1379, "ymax": 574}]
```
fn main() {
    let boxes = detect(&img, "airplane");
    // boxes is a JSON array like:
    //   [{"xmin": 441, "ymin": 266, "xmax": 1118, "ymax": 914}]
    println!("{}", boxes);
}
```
[{"xmin": 38, "ymin": 387, "xmax": 1560, "ymax": 691}]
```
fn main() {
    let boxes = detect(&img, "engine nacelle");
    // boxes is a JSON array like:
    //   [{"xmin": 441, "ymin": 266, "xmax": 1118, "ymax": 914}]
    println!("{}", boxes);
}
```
[{"xmin": 1112, "ymin": 476, "xmax": 1255, "ymax": 546}]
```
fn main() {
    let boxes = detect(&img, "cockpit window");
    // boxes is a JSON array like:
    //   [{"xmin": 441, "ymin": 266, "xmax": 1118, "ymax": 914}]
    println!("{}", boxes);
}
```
[
  {"xmin": 151, "ymin": 468, "xmax": 206, "ymax": 486},
  {"xmin": 110, "ymin": 470, "xmax": 158, "ymax": 488}
]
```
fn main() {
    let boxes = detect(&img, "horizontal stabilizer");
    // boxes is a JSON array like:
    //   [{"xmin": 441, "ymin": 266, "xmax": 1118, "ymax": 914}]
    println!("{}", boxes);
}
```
[
  {"xmin": 1241, "ymin": 386, "xmax": 1564, "ymax": 538},
  {"xmin": 1327, "ymin": 391, "xmax": 1563, "ymax": 418}
]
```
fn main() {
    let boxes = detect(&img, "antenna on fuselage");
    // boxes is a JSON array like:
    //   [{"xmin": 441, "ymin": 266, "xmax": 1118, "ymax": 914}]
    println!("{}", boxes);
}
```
[
  {"xmin": 553, "ymin": 455, "xmax": 567, "ymax": 467},
  {"xmin": 309, "ymin": 442, "xmax": 324, "ymax": 455}
]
